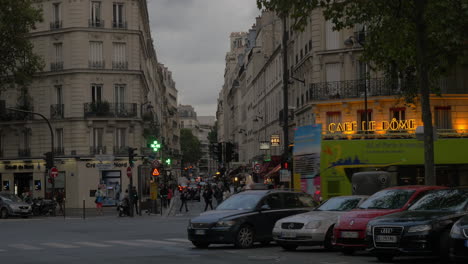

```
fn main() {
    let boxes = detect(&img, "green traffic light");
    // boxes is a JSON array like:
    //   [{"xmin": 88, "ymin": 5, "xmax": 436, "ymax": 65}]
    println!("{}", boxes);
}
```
[{"xmin": 150, "ymin": 140, "xmax": 161, "ymax": 152}]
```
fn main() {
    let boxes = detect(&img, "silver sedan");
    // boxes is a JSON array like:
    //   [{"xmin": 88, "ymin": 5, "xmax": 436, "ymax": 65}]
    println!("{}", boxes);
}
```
[{"xmin": 272, "ymin": 195, "xmax": 368, "ymax": 251}]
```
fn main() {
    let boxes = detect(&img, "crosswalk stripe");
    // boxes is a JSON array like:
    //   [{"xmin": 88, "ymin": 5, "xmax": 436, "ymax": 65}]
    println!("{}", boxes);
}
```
[
  {"xmin": 74, "ymin": 242, "xmax": 112, "ymax": 248},
  {"xmin": 9, "ymin": 244, "xmax": 42, "ymax": 250},
  {"xmin": 41, "ymin": 242, "xmax": 79, "ymax": 249},
  {"xmin": 105, "ymin": 240, "xmax": 147, "ymax": 246},
  {"xmin": 165, "ymin": 238, "xmax": 190, "ymax": 243},
  {"xmin": 134, "ymin": 239, "xmax": 178, "ymax": 245}
]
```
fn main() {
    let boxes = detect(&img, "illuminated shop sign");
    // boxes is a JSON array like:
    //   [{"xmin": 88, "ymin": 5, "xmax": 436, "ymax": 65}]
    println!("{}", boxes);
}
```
[
  {"xmin": 270, "ymin": 135, "xmax": 280, "ymax": 147},
  {"xmin": 328, "ymin": 118, "xmax": 416, "ymax": 133}
]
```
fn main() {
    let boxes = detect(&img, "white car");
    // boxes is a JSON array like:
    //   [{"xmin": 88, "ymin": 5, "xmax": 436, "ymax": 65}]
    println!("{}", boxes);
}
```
[{"xmin": 272, "ymin": 195, "xmax": 368, "ymax": 251}]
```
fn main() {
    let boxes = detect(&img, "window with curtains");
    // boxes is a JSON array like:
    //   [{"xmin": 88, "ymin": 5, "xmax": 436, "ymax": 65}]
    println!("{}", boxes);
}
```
[
  {"xmin": 326, "ymin": 111, "xmax": 342, "ymax": 132},
  {"xmin": 91, "ymin": 84, "xmax": 102, "ymax": 103},
  {"xmin": 326, "ymin": 63, "xmax": 341, "ymax": 98},
  {"xmin": 51, "ymin": 43, "xmax": 63, "ymax": 71},
  {"xmin": 112, "ymin": 3, "xmax": 125, "ymax": 28},
  {"xmin": 390, "ymin": 108, "xmax": 406, "ymax": 121},
  {"xmin": 90, "ymin": 1, "xmax": 102, "ymax": 27},
  {"xmin": 55, "ymin": 85, "xmax": 63, "ymax": 105},
  {"xmin": 89, "ymin": 41, "xmax": 103, "ymax": 68},
  {"xmin": 114, "ymin": 84, "xmax": 125, "ymax": 114},
  {"xmin": 93, "ymin": 128, "xmax": 104, "ymax": 148},
  {"xmin": 115, "ymin": 128, "xmax": 126, "ymax": 148},
  {"xmin": 19, "ymin": 129, "xmax": 31, "ymax": 156},
  {"xmin": 325, "ymin": 20, "xmax": 339, "ymax": 50},
  {"xmin": 434, "ymin": 106, "xmax": 452, "ymax": 129},
  {"xmin": 112, "ymin": 43, "xmax": 127, "ymax": 69},
  {"xmin": 55, "ymin": 128, "xmax": 64, "ymax": 155},
  {"xmin": 51, "ymin": 3, "xmax": 61, "ymax": 29}
]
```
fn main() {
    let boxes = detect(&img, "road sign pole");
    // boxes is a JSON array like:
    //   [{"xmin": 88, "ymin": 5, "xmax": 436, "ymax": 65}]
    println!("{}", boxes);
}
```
[{"xmin": 127, "ymin": 167, "xmax": 134, "ymax": 217}]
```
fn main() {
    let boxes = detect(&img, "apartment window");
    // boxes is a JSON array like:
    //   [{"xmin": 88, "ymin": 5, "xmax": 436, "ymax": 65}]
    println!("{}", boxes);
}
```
[
  {"xmin": 55, "ymin": 85, "xmax": 63, "ymax": 105},
  {"xmin": 51, "ymin": 43, "xmax": 63, "ymax": 71},
  {"xmin": 55, "ymin": 128, "xmax": 64, "ymax": 153},
  {"xmin": 325, "ymin": 20, "xmax": 339, "ymax": 50},
  {"xmin": 51, "ymin": 3, "xmax": 61, "ymax": 29},
  {"xmin": 390, "ymin": 107, "xmax": 406, "ymax": 121},
  {"xmin": 434, "ymin": 106, "xmax": 452, "ymax": 129},
  {"xmin": 326, "ymin": 63, "xmax": 341, "ymax": 98},
  {"xmin": 93, "ymin": 128, "xmax": 104, "ymax": 148},
  {"xmin": 90, "ymin": 1, "xmax": 102, "ymax": 27},
  {"xmin": 326, "ymin": 112, "xmax": 341, "ymax": 131},
  {"xmin": 308, "ymin": 40, "xmax": 312, "ymax": 51},
  {"xmin": 113, "ymin": 3, "xmax": 125, "ymax": 28},
  {"xmin": 91, "ymin": 84, "xmax": 102, "ymax": 103},
  {"xmin": 115, "ymin": 128, "xmax": 126, "ymax": 148},
  {"xmin": 112, "ymin": 43, "xmax": 127, "ymax": 69},
  {"xmin": 358, "ymin": 110, "xmax": 373, "ymax": 131},
  {"xmin": 89, "ymin": 41, "xmax": 103, "ymax": 68},
  {"xmin": 19, "ymin": 130, "xmax": 30, "ymax": 150}
]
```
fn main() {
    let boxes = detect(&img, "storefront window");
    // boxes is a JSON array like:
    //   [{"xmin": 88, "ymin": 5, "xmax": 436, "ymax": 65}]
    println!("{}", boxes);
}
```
[{"xmin": 101, "ymin": 171, "xmax": 121, "ymax": 206}]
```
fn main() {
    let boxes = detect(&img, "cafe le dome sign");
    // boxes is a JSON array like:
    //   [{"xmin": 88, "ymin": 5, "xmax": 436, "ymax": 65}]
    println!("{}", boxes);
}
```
[{"xmin": 328, "ymin": 118, "xmax": 416, "ymax": 133}]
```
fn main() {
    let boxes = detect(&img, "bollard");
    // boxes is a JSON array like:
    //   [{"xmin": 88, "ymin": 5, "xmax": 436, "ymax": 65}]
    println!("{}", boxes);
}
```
[{"xmin": 83, "ymin": 199, "xmax": 85, "ymax": 219}]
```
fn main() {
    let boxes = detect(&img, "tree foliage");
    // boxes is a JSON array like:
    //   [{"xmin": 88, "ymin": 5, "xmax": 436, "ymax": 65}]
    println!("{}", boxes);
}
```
[
  {"xmin": 0, "ymin": 0, "xmax": 44, "ymax": 91},
  {"xmin": 180, "ymin": 128, "xmax": 202, "ymax": 165},
  {"xmin": 207, "ymin": 121, "xmax": 218, "ymax": 144}
]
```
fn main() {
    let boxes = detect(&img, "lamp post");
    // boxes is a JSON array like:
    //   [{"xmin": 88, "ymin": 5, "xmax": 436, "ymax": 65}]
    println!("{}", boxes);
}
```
[{"xmin": 281, "ymin": 15, "xmax": 291, "ymax": 188}]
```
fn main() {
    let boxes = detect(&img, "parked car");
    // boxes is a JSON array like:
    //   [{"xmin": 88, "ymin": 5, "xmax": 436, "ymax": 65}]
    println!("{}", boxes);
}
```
[
  {"xmin": 187, "ymin": 189, "xmax": 316, "ymax": 248},
  {"xmin": 367, "ymin": 188, "xmax": 468, "ymax": 262},
  {"xmin": 450, "ymin": 214, "xmax": 468, "ymax": 262},
  {"xmin": 0, "ymin": 192, "xmax": 32, "ymax": 218},
  {"xmin": 273, "ymin": 195, "xmax": 368, "ymax": 251},
  {"xmin": 333, "ymin": 185, "xmax": 446, "ymax": 255}
]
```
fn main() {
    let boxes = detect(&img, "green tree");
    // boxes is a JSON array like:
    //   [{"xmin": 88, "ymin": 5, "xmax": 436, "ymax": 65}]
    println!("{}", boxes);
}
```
[
  {"xmin": 207, "ymin": 121, "xmax": 218, "ymax": 144},
  {"xmin": 0, "ymin": 0, "xmax": 44, "ymax": 91},
  {"xmin": 257, "ymin": 0, "xmax": 468, "ymax": 185},
  {"xmin": 180, "ymin": 128, "xmax": 202, "ymax": 165}
]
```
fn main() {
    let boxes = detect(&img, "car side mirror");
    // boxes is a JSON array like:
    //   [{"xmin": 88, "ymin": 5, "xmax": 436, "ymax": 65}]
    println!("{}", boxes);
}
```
[{"xmin": 260, "ymin": 204, "xmax": 271, "ymax": 211}]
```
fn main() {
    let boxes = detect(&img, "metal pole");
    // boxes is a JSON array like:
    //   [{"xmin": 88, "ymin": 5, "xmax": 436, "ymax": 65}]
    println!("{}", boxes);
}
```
[
  {"xmin": 281, "ymin": 16, "xmax": 290, "ymax": 188},
  {"xmin": 364, "ymin": 83, "xmax": 368, "ymax": 134},
  {"xmin": 64, "ymin": 173, "xmax": 66, "ymax": 219},
  {"xmin": 6, "ymin": 108, "xmax": 54, "ymax": 198},
  {"xmin": 83, "ymin": 199, "xmax": 85, "ymax": 219}
]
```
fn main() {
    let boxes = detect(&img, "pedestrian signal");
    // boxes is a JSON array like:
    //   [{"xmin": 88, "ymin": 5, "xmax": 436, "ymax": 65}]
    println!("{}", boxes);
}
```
[{"xmin": 152, "ymin": 168, "xmax": 160, "ymax": 176}]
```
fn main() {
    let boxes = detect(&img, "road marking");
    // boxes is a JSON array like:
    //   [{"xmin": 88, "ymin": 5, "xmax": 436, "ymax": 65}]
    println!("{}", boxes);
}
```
[
  {"xmin": 134, "ymin": 239, "xmax": 178, "ymax": 245},
  {"xmin": 0, "ymin": 249, "xmax": 6, "ymax": 252},
  {"xmin": 105, "ymin": 240, "xmax": 147, "ymax": 246},
  {"xmin": 165, "ymin": 238, "xmax": 190, "ymax": 243},
  {"xmin": 9, "ymin": 244, "xmax": 42, "ymax": 250},
  {"xmin": 74, "ymin": 241, "xmax": 112, "ymax": 248},
  {"xmin": 41, "ymin": 242, "xmax": 79, "ymax": 249}
]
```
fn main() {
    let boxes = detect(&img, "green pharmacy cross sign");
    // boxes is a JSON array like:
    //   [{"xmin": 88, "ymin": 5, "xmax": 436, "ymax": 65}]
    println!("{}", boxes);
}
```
[
  {"xmin": 150, "ymin": 140, "xmax": 161, "ymax": 152},
  {"xmin": 165, "ymin": 158, "xmax": 171, "ymax": 165}
]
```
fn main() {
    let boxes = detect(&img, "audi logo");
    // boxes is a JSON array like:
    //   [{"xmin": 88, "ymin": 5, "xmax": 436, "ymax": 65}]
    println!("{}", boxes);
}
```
[{"xmin": 380, "ymin": 228, "xmax": 393, "ymax": 234}]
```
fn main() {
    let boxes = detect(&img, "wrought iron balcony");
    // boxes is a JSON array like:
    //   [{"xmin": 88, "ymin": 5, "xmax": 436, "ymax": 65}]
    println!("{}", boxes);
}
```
[
  {"xmin": 84, "ymin": 102, "xmax": 137, "ymax": 118},
  {"xmin": 18, "ymin": 148, "xmax": 31, "ymax": 157},
  {"xmin": 0, "ymin": 108, "xmax": 34, "ymax": 121},
  {"xmin": 50, "ymin": 61, "xmax": 63, "ymax": 71},
  {"xmin": 88, "ymin": 19, "xmax": 104, "ymax": 28},
  {"xmin": 90, "ymin": 146, "xmax": 107, "ymax": 155},
  {"xmin": 112, "ymin": 20, "xmax": 127, "ymax": 29},
  {"xmin": 54, "ymin": 147, "xmax": 65, "ymax": 156},
  {"xmin": 112, "ymin": 61, "xmax": 128, "ymax": 70},
  {"xmin": 50, "ymin": 20, "xmax": 62, "ymax": 30},
  {"xmin": 113, "ymin": 146, "xmax": 129, "ymax": 155},
  {"xmin": 309, "ymin": 78, "xmax": 403, "ymax": 101},
  {"xmin": 50, "ymin": 104, "xmax": 64, "ymax": 119},
  {"xmin": 89, "ymin": 60, "xmax": 105, "ymax": 69}
]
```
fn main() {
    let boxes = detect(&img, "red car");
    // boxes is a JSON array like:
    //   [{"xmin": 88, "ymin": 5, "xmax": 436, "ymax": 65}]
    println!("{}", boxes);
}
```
[{"xmin": 333, "ymin": 185, "xmax": 446, "ymax": 255}]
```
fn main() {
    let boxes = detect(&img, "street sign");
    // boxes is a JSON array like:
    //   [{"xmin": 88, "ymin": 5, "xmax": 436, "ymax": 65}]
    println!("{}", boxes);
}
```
[
  {"xmin": 50, "ymin": 167, "xmax": 59, "ymax": 178},
  {"xmin": 152, "ymin": 159, "xmax": 160, "ymax": 168},
  {"xmin": 152, "ymin": 168, "xmax": 160, "ymax": 176},
  {"xmin": 95, "ymin": 154, "xmax": 115, "ymax": 162},
  {"xmin": 254, "ymin": 163, "xmax": 261, "ymax": 173},
  {"xmin": 126, "ymin": 167, "xmax": 132, "ymax": 178}
]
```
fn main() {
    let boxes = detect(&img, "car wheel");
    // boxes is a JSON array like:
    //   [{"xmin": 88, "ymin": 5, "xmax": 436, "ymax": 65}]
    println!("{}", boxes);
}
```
[
  {"xmin": 280, "ymin": 244, "xmax": 298, "ymax": 251},
  {"xmin": 323, "ymin": 225, "xmax": 334, "ymax": 251},
  {"xmin": 376, "ymin": 254, "xmax": 394, "ymax": 262},
  {"xmin": 0, "ymin": 208, "xmax": 9, "ymax": 219},
  {"xmin": 341, "ymin": 247, "xmax": 355, "ymax": 255},
  {"xmin": 192, "ymin": 241, "xmax": 210, "ymax": 248},
  {"xmin": 235, "ymin": 225, "xmax": 255, "ymax": 249}
]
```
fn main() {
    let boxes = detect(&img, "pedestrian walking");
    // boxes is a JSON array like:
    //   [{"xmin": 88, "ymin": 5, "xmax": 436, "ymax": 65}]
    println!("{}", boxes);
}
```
[
  {"xmin": 131, "ymin": 186, "xmax": 139, "ymax": 215},
  {"xmin": 167, "ymin": 188, "xmax": 173, "ymax": 205},
  {"xmin": 95, "ymin": 187, "xmax": 105, "ymax": 215},
  {"xmin": 179, "ymin": 188, "xmax": 189, "ymax": 212},
  {"xmin": 56, "ymin": 190, "xmax": 64, "ymax": 214},
  {"xmin": 214, "ymin": 186, "xmax": 223, "ymax": 206},
  {"xmin": 203, "ymin": 186, "xmax": 213, "ymax": 211}
]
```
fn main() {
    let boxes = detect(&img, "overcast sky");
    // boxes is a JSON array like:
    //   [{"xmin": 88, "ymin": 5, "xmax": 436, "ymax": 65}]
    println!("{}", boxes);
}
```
[{"xmin": 147, "ymin": 0, "xmax": 261, "ymax": 116}]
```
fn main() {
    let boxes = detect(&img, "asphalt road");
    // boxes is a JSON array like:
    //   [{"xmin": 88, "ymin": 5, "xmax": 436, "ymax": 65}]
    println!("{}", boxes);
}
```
[{"xmin": 0, "ymin": 201, "xmax": 447, "ymax": 264}]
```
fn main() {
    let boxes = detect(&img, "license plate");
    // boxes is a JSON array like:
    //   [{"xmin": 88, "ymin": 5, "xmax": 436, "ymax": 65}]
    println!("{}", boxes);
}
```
[
  {"xmin": 195, "ymin": 230, "xmax": 206, "ymax": 235},
  {"xmin": 281, "ymin": 232, "xmax": 296, "ymax": 238},
  {"xmin": 464, "ymin": 240, "xmax": 468, "ymax": 248},
  {"xmin": 375, "ymin": 235, "xmax": 397, "ymax": 243},
  {"xmin": 341, "ymin": 231, "xmax": 359, "ymax": 238},
  {"xmin": 21, "ymin": 209, "xmax": 29, "ymax": 213}
]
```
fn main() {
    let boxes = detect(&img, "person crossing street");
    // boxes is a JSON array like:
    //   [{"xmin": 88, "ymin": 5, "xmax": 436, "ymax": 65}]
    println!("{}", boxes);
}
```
[
  {"xmin": 203, "ymin": 186, "xmax": 213, "ymax": 211},
  {"xmin": 179, "ymin": 188, "xmax": 189, "ymax": 212}
]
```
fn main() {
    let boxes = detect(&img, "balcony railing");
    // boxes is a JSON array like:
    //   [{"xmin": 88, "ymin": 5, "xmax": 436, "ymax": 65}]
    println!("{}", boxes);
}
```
[
  {"xmin": 90, "ymin": 146, "xmax": 107, "ymax": 155},
  {"xmin": 112, "ymin": 20, "xmax": 127, "ymax": 29},
  {"xmin": 50, "ymin": 104, "xmax": 64, "ymax": 119},
  {"xmin": 309, "ymin": 78, "xmax": 403, "ymax": 101},
  {"xmin": 50, "ymin": 20, "xmax": 62, "ymax": 30},
  {"xmin": 89, "ymin": 19, "xmax": 104, "ymax": 28},
  {"xmin": 18, "ymin": 148, "xmax": 31, "ymax": 157},
  {"xmin": 113, "ymin": 146, "xmax": 129, "ymax": 155},
  {"xmin": 84, "ymin": 102, "xmax": 138, "ymax": 118},
  {"xmin": 89, "ymin": 60, "xmax": 105, "ymax": 69},
  {"xmin": 54, "ymin": 147, "xmax": 65, "ymax": 156},
  {"xmin": 0, "ymin": 108, "xmax": 34, "ymax": 121},
  {"xmin": 112, "ymin": 61, "xmax": 128, "ymax": 70},
  {"xmin": 50, "ymin": 61, "xmax": 63, "ymax": 71}
]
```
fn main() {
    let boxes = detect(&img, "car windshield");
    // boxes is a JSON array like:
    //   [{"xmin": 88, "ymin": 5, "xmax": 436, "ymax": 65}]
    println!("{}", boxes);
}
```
[
  {"xmin": 216, "ymin": 193, "xmax": 263, "ymax": 210},
  {"xmin": 409, "ymin": 189, "xmax": 468, "ymax": 211},
  {"xmin": 358, "ymin": 189, "xmax": 415, "ymax": 209},
  {"xmin": 316, "ymin": 197, "xmax": 362, "ymax": 211},
  {"xmin": 0, "ymin": 193, "xmax": 22, "ymax": 202}
]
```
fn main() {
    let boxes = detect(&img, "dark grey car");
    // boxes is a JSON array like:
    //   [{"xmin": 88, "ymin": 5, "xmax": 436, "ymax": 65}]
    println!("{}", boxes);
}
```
[{"xmin": 0, "ymin": 192, "xmax": 32, "ymax": 218}]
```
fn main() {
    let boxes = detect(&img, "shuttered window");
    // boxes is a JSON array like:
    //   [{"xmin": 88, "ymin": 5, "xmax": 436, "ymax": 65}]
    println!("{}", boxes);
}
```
[
  {"xmin": 434, "ymin": 106, "xmax": 452, "ymax": 129},
  {"xmin": 325, "ymin": 20, "xmax": 339, "ymax": 50},
  {"xmin": 89, "ymin": 41, "xmax": 103, "ymax": 63}
]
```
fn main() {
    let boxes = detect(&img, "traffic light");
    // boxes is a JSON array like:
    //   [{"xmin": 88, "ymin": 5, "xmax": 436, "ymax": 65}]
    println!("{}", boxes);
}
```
[
  {"xmin": 44, "ymin": 152, "xmax": 54, "ymax": 169},
  {"xmin": 281, "ymin": 161, "xmax": 289, "ymax": 170},
  {"xmin": 128, "ymin": 147, "xmax": 138, "ymax": 167},
  {"xmin": 150, "ymin": 140, "xmax": 161, "ymax": 152}
]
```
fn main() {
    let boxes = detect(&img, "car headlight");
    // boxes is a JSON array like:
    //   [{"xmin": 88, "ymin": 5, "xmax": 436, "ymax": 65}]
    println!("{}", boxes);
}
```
[
  {"xmin": 215, "ymin": 220, "xmax": 236, "ymax": 227},
  {"xmin": 274, "ymin": 221, "xmax": 281, "ymax": 229},
  {"xmin": 305, "ymin": 221, "xmax": 322, "ymax": 229},
  {"xmin": 407, "ymin": 224, "xmax": 432, "ymax": 233},
  {"xmin": 450, "ymin": 221, "xmax": 463, "ymax": 238}
]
